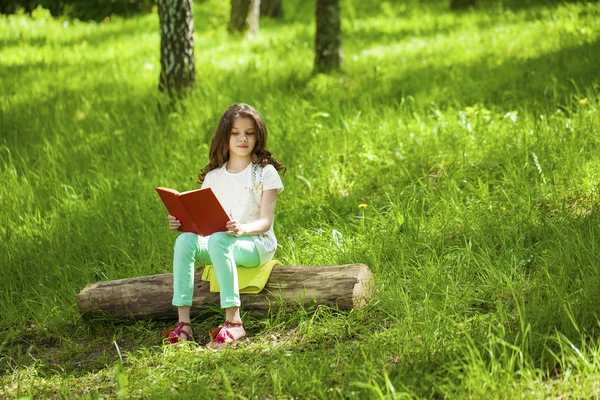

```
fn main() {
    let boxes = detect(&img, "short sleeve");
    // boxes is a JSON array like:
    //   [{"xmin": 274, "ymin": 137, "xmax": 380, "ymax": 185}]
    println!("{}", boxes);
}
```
[
  {"xmin": 262, "ymin": 164, "xmax": 284, "ymax": 194},
  {"xmin": 200, "ymin": 170, "xmax": 213, "ymax": 190}
]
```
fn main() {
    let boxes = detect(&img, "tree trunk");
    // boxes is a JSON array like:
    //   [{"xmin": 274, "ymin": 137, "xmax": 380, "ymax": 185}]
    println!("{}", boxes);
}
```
[
  {"xmin": 158, "ymin": 0, "xmax": 195, "ymax": 96},
  {"xmin": 314, "ymin": 0, "xmax": 342, "ymax": 74},
  {"xmin": 248, "ymin": 0, "xmax": 261, "ymax": 37},
  {"xmin": 450, "ymin": 0, "xmax": 476, "ymax": 10},
  {"xmin": 260, "ymin": 0, "xmax": 283, "ymax": 18},
  {"xmin": 76, "ymin": 264, "xmax": 374, "ymax": 320},
  {"xmin": 229, "ymin": 0, "xmax": 251, "ymax": 33}
]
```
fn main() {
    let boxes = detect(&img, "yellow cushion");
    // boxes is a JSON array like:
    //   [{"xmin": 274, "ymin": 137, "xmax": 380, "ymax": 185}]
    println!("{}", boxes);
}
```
[{"xmin": 201, "ymin": 260, "xmax": 281, "ymax": 294}]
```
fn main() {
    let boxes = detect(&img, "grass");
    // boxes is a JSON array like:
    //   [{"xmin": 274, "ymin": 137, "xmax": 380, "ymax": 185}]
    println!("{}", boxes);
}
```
[{"xmin": 1, "ymin": 0, "xmax": 600, "ymax": 397}]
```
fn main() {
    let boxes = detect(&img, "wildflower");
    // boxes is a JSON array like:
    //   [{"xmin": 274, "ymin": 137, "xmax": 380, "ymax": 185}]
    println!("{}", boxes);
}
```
[
  {"xmin": 358, "ymin": 204, "xmax": 367, "ymax": 225},
  {"xmin": 579, "ymin": 98, "xmax": 588, "ymax": 105}
]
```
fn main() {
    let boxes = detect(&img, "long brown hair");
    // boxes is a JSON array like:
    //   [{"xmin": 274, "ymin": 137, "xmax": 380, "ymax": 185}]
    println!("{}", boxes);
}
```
[{"xmin": 197, "ymin": 103, "xmax": 285, "ymax": 183}]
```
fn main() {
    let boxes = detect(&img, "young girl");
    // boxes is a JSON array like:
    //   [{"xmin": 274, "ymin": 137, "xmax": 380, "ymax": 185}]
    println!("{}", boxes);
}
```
[{"xmin": 165, "ymin": 103, "xmax": 285, "ymax": 348}]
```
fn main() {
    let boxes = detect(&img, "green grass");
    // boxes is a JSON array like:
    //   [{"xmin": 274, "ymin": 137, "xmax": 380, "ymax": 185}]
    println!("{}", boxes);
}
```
[{"xmin": 2, "ymin": 0, "xmax": 600, "ymax": 397}]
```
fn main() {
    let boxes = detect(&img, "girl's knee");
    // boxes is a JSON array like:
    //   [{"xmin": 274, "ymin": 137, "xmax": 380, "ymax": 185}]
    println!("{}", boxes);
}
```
[
  {"xmin": 208, "ymin": 231, "xmax": 230, "ymax": 248},
  {"xmin": 174, "ymin": 232, "xmax": 198, "ymax": 250}
]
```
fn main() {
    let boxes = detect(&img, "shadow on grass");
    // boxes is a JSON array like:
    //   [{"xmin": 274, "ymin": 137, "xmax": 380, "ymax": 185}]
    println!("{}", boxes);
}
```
[{"xmin": 0, "ymin": 318, "xmax": 171, "ymax": 377}]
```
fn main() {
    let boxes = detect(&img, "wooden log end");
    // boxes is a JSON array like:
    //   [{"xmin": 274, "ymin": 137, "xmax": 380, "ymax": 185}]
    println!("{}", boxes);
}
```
[
  {"xmin": 352, "ymin": 263, "xmax": 375, "ymax": 308},
  {"xmin": 75, "ymin": 282, "xmax": 97, "ymax": 315}
]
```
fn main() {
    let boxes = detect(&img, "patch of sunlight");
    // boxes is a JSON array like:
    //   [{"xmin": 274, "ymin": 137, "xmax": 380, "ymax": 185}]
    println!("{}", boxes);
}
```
[
  {"xmin": 577, "ymin": 159, "xmax": 600, "ymax": 193},
  {"xmin": 357, "ymin": 9, "xmax": 598, "ymax": 72}
]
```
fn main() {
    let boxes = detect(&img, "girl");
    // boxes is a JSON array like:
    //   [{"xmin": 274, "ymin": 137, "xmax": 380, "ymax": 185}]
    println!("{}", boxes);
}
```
[{"xmin": 165, "ymin": 103, "xmax": 285, "ymax": 348}]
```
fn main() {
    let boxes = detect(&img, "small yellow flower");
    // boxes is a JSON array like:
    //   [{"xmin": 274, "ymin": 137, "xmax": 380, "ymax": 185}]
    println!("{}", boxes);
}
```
[
  {"xmin": 104, "ymin": 16, "xmax": 110, "ymax": 23},
  {"xmin": 579, "ymin": 98, "xmax": 588, "ymax": 104},
  {"xmin": 358, "ymin": 204, "xmax": 368, "ymax": 209}
]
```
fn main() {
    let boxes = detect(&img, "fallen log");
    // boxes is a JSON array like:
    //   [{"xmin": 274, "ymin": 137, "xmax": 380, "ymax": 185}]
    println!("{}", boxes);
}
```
[{"xmin": 76, "ymin": 264, "xmax": 374, "ymax": 320}]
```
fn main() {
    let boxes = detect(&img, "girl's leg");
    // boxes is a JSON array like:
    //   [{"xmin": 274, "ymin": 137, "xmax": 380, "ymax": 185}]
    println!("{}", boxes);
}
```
[
  {"xmin": 207, "ymin": 232, "xmax": 260, "ymax": 308},
  {"xmin": 207, "ymin": 232, "xmax": 259, "ymax": 341},
  {"xmin": 172, "ymin": 232, "xmax": 211, "ymax": 339}
]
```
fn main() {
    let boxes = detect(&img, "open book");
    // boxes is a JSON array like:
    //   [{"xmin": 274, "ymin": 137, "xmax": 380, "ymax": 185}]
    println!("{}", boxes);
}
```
[{"xmin": 155, "ymin": 187, "xmax": 230, "ymax": 236}]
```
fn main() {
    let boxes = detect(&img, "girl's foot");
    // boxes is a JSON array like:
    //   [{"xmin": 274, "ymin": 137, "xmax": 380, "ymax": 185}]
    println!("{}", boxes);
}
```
[
  {"xmin": 163, "ymin": 321, "xmax": 194, "ymax": 344},
  {"xmin": 207, "ymin": 321, "xmax": 246, "ymax": 348}
]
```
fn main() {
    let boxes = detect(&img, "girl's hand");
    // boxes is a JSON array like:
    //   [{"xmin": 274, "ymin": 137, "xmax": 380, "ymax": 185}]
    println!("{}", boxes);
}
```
[
  {"xmin": 168, "ymin": 215, "xmax": 181, "ymax": 231},
  {"xmin": 226, "ymin": 219, "xmax": 247, "ymax": 237}
]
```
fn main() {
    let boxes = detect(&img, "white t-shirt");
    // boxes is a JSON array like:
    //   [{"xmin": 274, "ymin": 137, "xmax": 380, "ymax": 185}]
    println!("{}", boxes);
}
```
[{"xmin": 201, "ymin": 162, "xmax": 284, "ymax": 264}]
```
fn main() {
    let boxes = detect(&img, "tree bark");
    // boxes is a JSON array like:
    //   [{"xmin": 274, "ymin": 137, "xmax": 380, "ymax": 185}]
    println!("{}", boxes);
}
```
[
  {"xmin": 76, "ymin": 264, "xmax": 374, "ymax": 320},
  {"xmin": 314, "ymin": 0, "xmax": 342, "ymax": 74},
  {"xmin": 260, "ymin": 0, "xmax": 283, "ymax": 18},
  {"xmin": 229, "ymin": 0, "xmax": 251, "ymax": 33},
  {"xmin": 158, "ymin": 0, "xmax": 195, "ymax": 96},
  {"xmin": 450, "ymin": 0, "xmax": 476, "ymax": 10}
]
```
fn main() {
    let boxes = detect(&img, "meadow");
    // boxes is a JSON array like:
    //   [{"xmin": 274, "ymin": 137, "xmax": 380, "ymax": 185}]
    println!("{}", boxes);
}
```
[{"xmin": 1, "ymin": 0, "xmax": 600, "ymax": 397}]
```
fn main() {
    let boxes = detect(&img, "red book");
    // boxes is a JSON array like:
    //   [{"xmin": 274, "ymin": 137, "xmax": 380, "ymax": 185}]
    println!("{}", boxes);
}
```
[{"xmin": 155, "ymin": 187, "xmax": 230, "ymax": 236}]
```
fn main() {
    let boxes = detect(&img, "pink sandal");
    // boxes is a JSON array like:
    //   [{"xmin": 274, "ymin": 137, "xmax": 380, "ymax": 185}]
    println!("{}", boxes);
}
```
[
  {"xmin": 163, "ymin": 322, "xmax": 194, "ymax": 344},
  {"xmin": 208, "ymin": 321, "xmax": 246, "ymax": 347}
]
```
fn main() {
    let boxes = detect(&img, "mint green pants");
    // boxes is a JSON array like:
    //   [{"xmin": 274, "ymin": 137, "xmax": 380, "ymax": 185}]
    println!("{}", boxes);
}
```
[{"xmin": 172, "ymin": 232, "xmax": 260, "ymax": 308}]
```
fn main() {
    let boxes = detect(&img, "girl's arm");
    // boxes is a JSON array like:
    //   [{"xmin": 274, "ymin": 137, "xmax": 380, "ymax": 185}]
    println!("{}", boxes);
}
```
[{"xmin": 226, "ymin": 189, "xmax": 278, "ymax": 236}]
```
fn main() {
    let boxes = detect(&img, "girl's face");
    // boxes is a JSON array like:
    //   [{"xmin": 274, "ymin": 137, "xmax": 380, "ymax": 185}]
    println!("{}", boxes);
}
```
[{"xmin": 228, "ymin": 117, "xmax": 257, "ymax": 160}]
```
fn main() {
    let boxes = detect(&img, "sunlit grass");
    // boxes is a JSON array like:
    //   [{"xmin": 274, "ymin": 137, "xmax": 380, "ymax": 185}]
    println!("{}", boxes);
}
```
[{"xmin": 1, "ymin": 0, "xmax": 600, "ymax": 397}]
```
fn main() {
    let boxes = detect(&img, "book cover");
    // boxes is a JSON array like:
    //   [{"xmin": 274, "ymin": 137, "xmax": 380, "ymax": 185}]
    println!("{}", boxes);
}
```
[{"xmin": 155, "ymin": 187, "xmax": 230, "ymax": 236}]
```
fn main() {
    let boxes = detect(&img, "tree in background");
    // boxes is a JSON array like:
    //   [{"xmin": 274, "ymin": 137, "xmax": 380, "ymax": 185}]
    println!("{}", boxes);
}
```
[
  {"xmin": 314, "ymin": 0, "xmax": 342, "ymax": 73},
  {"xmin": 229, "ymin": 0, "xmax": 250, "ymax": 33},
  {"xmin": 158, "ymin": 0, "xmax": 195, "ymax": 96},
  {"xmin": 229, "ymin": 0, "xmax": 262, "ymax": 36},
  {"xmin": 450, "ymin": 0, "xmax": 476, "ymax": 10},
  {"xmin": 248, "ymin": 0, "xmax": 261, "ymax": 37},
  {"xmin": 260, "ymin": 0, "xmax": 283, "ymax": 19}
]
